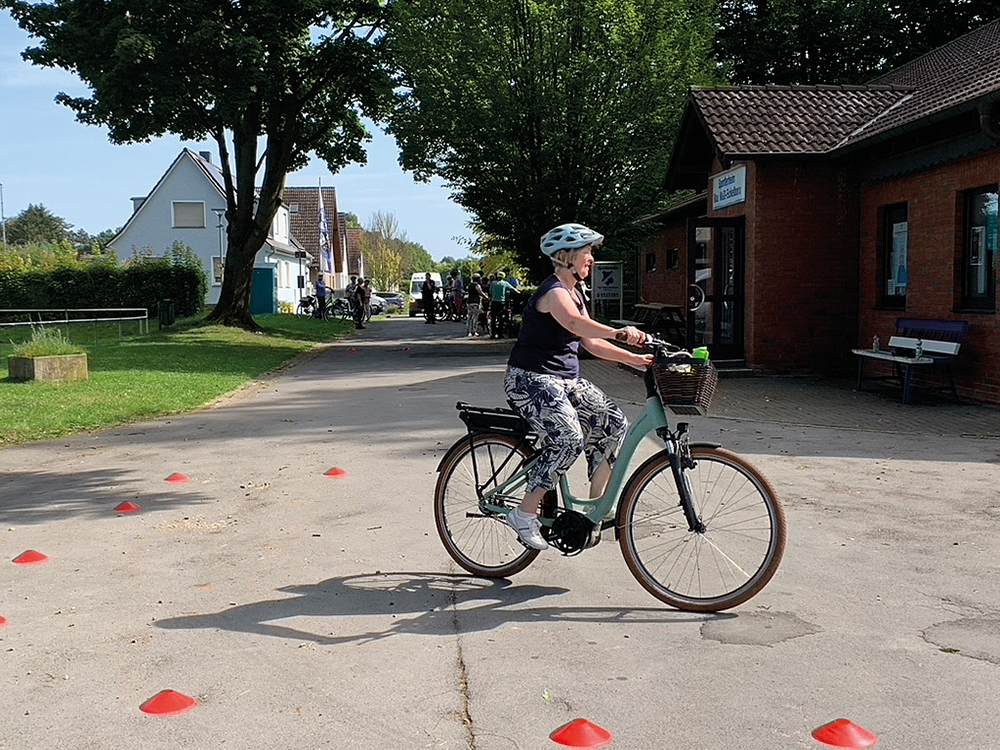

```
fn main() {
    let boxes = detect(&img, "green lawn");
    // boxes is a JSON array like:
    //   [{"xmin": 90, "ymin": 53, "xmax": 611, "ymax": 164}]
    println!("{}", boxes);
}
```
[{"xmin": 0, "ymin": 315, "xmax": 354, "ymax": 445}]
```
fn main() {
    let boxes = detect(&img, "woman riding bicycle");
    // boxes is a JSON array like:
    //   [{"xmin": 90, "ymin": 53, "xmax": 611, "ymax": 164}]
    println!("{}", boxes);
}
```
[{"xmin": 504, "ymin": 223, "xmax": 652, "ymax": 550}]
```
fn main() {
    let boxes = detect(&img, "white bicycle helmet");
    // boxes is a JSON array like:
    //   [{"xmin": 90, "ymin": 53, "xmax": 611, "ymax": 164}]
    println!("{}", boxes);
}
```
[{"xmin": 540, "ymin": 223, "xmax": 604, "ymax": 257}]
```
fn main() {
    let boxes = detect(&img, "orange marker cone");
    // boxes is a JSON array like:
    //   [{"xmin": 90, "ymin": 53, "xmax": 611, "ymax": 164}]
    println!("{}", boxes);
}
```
[
  {"xmin": 13, "ymin": 550, "xmax": 49, "ymax": 566},
  {"xmin": 114, "ymin": 501, "xmax": 141, "ymax": 514},
  {"xmin": 550, "ymin": 719, "xmax": 613, "ymax": 748},
  {"xmin": 140, "ymin": 689, "xmax": 199, "ymax": 716},
  {"xmin": 812, "ymin": 719, "xmax": 878, "ymax": 748},
  {"xmin": 324, "ymin": 468, "xmax": 348, "ymax": 478},
  {"xmin": 165, "ymin": 473, "xmax": 191, "ymax": 484}
]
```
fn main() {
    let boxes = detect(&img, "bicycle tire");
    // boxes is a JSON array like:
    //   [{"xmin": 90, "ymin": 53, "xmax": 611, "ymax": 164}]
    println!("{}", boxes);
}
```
[
  {"xmin": 434, "ymin": 432, "xmax": 541, "ymax": 578},
  {"xmin": 332, "ymin": 299, "xmax": 350, "ymax": 321},
  {"xmin": 618, "ymin": 446, "xmax": 785, "ymax": 612},
  {"xmin": 295, "ymin": 301, "xmax": 312, "ymax": 318}
]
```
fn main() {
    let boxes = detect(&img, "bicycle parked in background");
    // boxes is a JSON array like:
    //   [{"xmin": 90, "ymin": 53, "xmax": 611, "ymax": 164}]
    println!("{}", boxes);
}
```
[
  {"xmin": 433, "ymin": 337, "xmax": 786, "ymax": 612},
  {"xmin": 296, "ymin": 294, "xmax": 331, "ymax": 320}
]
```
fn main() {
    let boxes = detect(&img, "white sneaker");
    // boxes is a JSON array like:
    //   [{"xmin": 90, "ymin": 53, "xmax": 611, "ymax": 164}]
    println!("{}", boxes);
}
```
[{"xmin": 507, "ymin": 509, "xmax": 549, "ymax": 550}]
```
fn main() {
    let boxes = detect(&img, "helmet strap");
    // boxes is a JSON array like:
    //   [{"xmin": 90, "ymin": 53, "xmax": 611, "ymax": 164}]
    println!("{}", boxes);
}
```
[{"xmin": 552, "ymin": 254, "xmax": 585, "ymax": 284}]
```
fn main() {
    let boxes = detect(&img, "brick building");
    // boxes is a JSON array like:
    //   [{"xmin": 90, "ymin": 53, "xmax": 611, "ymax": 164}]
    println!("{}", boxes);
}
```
[{"xmin": 643, "ymin": 19, "xmax": 1000, "ymax": 404}]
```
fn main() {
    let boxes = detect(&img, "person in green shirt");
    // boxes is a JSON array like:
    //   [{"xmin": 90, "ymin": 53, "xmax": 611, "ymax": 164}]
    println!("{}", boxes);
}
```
[{"xmin": 489, "ymin": 271, "xmax": 516, "ymax": 338}]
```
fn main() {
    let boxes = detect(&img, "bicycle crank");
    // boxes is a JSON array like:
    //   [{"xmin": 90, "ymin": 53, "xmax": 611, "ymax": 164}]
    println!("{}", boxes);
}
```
[{"xmin": 548, "ymin": 509, "xmax": 599, "ymax": 556}]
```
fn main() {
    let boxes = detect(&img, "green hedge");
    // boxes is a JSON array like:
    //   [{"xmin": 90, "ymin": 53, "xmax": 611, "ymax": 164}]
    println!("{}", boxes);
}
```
[{"xmin": 0, "ymin": 264, "xmax": 206, "ymax": 319}]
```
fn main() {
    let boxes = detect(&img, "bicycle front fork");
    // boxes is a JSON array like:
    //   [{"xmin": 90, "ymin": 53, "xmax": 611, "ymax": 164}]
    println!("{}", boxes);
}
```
[{"xmin": 662, "ymin": 423, "xmax": 706, "ymax": 534}]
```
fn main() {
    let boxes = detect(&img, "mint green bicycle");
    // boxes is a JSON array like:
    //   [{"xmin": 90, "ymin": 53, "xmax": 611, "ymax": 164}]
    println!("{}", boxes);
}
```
[{"xmin": 433, "ymin": 338, "xmax": 786, "ymax": 612}]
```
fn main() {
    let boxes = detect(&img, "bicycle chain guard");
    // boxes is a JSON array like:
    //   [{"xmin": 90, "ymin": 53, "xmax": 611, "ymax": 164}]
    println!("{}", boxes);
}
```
[{"xmin": 548, "ymin": 509, "xmax": 599, "ymax": 556}]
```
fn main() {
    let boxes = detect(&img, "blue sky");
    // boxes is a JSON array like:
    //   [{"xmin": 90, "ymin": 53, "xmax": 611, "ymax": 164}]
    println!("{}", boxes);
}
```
[{"xmin": 0, "ymin": 13, "xmax": 473, "ymax": 261}]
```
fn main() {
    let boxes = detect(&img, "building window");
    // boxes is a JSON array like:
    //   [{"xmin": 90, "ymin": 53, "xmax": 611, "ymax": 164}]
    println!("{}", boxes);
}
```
[
  {"xmin": 173, "ymin": 201, "xmax": 206, "ymax": 228},
  {"xmin": 645, "ymin": 252, "xmax": 657, "ymax": 272},
  {"xmin": 881, "ymin": 203, "xmax": 907, "ymax": 308},
  {"xmin": 961, "ymin": 186, "xmax": 997, "ymax": 311},
  {"xmin": 211, "ymin": 256, "xmax": 224, "ymax": 285}
]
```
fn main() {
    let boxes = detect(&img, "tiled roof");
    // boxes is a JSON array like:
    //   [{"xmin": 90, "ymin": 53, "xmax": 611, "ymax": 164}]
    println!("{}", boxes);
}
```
[
  {"xmin": 844, "ymin": 19, "xmax": 1000, "ymax": 146},
  {"xmin": 690, "ymin": 18, "xmax": 1000, "ymax": 157},
  {"xmin": 692, "ymin": 86, "xmax": 909, "ymax": 155},
  {"xmin": 282, "ymin": 186, "xmax": 342, "ymax": 273}
]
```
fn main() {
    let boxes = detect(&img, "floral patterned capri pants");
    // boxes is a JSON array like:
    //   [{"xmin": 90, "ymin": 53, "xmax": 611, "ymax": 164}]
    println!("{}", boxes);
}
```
[{"xmin": 504, "ymin": 365, "xmax": 628, "ymax": 494}]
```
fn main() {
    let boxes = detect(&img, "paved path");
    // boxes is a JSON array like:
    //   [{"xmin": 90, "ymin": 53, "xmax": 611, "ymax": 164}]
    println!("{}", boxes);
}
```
[{"xmin": 1, "ymin": 315, "xmax": 998, "ymax": 749}]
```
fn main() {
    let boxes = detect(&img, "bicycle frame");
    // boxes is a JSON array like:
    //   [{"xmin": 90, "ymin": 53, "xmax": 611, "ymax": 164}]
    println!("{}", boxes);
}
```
[{"xmin": 479, "ymin": 370, "xmax": 672, "ymax": 528}]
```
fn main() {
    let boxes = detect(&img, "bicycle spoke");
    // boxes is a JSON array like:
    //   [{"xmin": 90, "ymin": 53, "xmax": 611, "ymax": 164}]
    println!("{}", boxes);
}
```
[
  {"xmin": 435, "ymin": 434, "xmax": 537, "ymax": 577},
  {"xmin": 620, "ymin": 447, "xmax": 785, "ymax": 611}
]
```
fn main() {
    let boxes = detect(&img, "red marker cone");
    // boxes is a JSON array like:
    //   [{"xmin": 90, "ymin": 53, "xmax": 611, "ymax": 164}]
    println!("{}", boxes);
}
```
[
  {"xmin": 114, "ymin": 501, "xmax": 141, "ymax": 514},
  {"xmin": 165, "ymin": 473, "xmax": 191, "ymax": 484},
  {"xmin": 13, "ymin": 550, "xmax": 49, "ymax": 566},
  {"xmin": 812, "ymin": 719, "xmax": 878, "ymax": 748},
  {"xmin": 404, "ymin": 346, "xmax": 412, "ymax": 355},
  {"xmin": 550, "ymin": 719, "xmax": 614, "ymax": 749},
  {"xmin": 348, "ymin": 347, "xmax": 357, "ymax": 355},
  {"xmin": 0, "ymin": 616, "xmax": 9, "ymax": 628},
  {"xmin": 140, "ymin": 689, "xmax": 199, "ymax": 716},
  {"xmin": 324, "ymin": 467, "xmax": 348, "ymax": 478}
]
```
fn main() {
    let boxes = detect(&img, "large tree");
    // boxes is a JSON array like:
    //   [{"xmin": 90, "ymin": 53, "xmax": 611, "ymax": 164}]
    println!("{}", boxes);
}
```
[
  {"xmin": 715, "ymin": 0, "xmax": 998, "ymax": 86},
  {"xmin": 4, "ymin": 0, "xmax": 393, "ymax": 329},
  {"xmin": 387, "ymin": 0, "xmax": 720, "ymax": 280},
  {"xmin": 3, "ymin": 204, "xmax": 73, "ymax": 245}
]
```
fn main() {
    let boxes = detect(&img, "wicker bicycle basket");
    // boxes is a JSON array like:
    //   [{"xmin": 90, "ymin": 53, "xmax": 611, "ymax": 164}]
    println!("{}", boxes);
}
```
[{"xmin": 653, "ymin": 360, "xmax": 719, "ymax": 416}]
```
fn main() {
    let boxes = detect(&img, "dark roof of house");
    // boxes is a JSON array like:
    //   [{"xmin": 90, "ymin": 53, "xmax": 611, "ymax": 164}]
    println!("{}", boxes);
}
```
[
  {"xmin": 683, "ymin": 18, "xmax": 1000, "ymax": 162},
  {"xmin": 282, "ymin": 186, "xmax": 341, "ymax": 271},
  {"xmin": 843, "ymin": 18, "xmax": 1000, "ymax": 146},
  {"xmin": 691, "ymin": 85, "xmax": 910, "ymax": 156}
]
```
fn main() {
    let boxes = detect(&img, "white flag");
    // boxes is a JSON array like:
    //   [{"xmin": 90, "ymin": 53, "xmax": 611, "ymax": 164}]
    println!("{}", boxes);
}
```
[{"xmin": 318, "ymin": 186, "xmax": 332, "ymax": 275}]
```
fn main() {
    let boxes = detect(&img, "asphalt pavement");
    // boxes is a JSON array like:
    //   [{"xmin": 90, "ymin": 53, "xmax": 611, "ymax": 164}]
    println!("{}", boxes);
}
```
[{"xmin": 2, "ymin": 314, "xmax": 999, "ymax": 749}]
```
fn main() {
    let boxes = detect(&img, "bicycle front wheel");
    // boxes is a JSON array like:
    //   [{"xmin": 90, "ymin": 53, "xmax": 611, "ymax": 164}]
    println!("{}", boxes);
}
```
[
  {"xmin": 618, "ymin": 447, "xmax": 785, "ymax": 612},
  {"xmin": 434, "ymin": 433, "xmax": 540, "ymax": 578}
]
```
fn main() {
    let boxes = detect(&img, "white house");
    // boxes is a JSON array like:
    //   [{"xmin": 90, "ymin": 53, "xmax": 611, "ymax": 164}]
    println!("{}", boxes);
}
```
[{"xmin": 109, "ymin": 149, "xmax": 310, "ymax": 311}]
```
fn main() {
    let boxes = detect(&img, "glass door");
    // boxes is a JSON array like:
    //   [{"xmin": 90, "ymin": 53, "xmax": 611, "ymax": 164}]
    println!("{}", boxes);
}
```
[{"xmin": 686, "ymin": 218, "xmax": 745, "ymax": 359}]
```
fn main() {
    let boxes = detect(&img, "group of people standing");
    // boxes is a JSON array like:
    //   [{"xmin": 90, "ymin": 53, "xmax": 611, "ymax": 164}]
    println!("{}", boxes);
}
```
[
  {"xmin": 421, "ymin": 269, "xmax": 519, "ymax": 338},
  {"xmin": 346, "ymin": 275, "xmax": 373, "ymax": 330}
]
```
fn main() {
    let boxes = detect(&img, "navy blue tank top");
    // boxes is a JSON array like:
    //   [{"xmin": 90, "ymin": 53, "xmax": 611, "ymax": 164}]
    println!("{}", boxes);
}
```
[{"xmin": 507, "ymin": 275, "xmax": 585, "ymax": 379}]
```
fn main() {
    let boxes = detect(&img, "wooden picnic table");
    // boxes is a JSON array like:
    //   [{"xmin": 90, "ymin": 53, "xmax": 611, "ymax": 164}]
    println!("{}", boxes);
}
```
[{"xmin": 611, "ymin": 302, "xmax": 686, "ymax": 343}]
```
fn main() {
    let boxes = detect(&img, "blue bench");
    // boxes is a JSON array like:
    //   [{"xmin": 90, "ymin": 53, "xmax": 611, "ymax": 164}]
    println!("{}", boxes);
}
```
[{"xmin": 852, "ymin": 318, "xmax": 969, "ymax": 404}]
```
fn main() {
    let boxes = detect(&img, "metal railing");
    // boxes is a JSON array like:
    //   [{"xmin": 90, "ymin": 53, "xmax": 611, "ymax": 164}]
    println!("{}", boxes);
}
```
[{"xmin": 0, "ymin": 308, "xmax": 150, "ymax": 350}]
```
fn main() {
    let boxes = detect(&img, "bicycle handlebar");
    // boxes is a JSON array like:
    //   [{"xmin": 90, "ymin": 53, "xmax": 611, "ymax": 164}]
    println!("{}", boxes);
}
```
[{"xmin": 614, "ymin": 330, "xmax": 691, "ymax": 358}]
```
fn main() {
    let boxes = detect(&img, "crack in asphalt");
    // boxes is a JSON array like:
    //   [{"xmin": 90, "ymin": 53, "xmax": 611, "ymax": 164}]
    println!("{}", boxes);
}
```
[{"xmin": 450, "ymin": 586, "xmax": 477, "ymax": 750}]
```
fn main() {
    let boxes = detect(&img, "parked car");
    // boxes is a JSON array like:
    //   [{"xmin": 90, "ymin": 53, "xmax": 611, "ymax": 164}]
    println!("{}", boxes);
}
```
[{"xmin": 373, "ymin": 291, "xmax": 406, "ymax": 312}]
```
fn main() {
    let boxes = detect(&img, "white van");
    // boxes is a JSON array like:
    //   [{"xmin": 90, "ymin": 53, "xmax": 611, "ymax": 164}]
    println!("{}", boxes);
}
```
[{"xmin": 408, "ymin": 271, "xmax": 443, "ymax": 317}]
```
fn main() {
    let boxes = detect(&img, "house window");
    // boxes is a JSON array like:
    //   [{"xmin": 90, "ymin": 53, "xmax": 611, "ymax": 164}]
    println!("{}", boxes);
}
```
[
  {"xmin": 881, "ymin": 203, "xmax": 907, "ymax": 308},
  {"xmin": 211, "ymin": 256, "xmax": 224, "ymax": 285},
  {"xmin": 961, "ymin": 186, "xmax": 997, "ymax": 311},
  {"xmin": 173, "ymin": 201, "xmax": 206, "ymax": 228},
  {"xmin": 645, "ymin": 252, "xmax": 657, "ymax": 272}
]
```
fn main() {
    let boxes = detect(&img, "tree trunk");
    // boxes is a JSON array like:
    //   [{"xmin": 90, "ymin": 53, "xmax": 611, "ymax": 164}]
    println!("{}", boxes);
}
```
[{"xmin": 204, "ymin": 226, "xmax": 267, "ymax": 332}]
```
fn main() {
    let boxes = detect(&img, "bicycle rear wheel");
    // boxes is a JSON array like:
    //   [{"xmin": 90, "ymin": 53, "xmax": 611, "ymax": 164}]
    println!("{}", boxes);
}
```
[
  {"xmin": 295, "ymin": 301, "xmax": 312, "ymax": 318},
  {"xmin": 618, "ymin": 447, "xmax": 785, "ymax": 612},
  {"xmin": 434, "ymin": 432, "xmax": 540, "ymax": 578}
]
